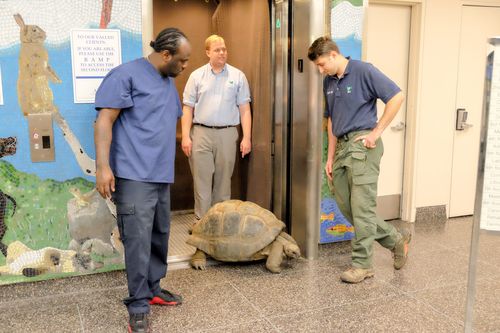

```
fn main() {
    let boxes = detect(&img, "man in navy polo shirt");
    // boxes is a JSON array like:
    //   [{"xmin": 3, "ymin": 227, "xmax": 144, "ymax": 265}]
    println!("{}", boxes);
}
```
[
  {"xmin": 308, "ymin": 36, "xmax": 411, "ymax": 284},
  {"xmin": 94, "ymin": 28, "xmax": 191, "ymax": 332}
]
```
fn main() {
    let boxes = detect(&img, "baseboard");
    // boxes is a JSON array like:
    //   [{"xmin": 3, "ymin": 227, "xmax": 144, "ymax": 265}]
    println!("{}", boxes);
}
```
[{"xmin": 415, "ymin": 205, "xmax": 447, "ymax": 223}]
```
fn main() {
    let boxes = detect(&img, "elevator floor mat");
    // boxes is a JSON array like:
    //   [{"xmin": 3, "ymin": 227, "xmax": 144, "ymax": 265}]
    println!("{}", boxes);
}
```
[{"xmin": 167, "ymin": 213, "xmax": 197, "ymax": 269}]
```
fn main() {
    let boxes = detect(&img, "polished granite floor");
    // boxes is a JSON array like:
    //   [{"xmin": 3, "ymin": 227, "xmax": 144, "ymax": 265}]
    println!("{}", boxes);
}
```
[{"xmin": 1, "ymin": 216, "xmax": 499, "ymax": 333}]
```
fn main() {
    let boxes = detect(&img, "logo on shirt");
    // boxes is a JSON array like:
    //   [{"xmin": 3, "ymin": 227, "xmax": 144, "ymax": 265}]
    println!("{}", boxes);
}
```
[
  {"xmin": 346, "ymin": 86, "xmax": 352, "ymax": 94},
  {"xmin": 326, "ymin": 90, "xmax": 334, "ymax": 95},
  {"xmin": 229, "ymin": 80, "xmax": 234, "ymax": 85}
]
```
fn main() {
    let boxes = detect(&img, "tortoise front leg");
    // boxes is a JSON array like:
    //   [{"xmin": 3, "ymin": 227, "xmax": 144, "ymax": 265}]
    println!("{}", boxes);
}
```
[
  {"xmin": 191, "ymin": 250, "xmax": 207, "ymax": 270},
  {"xmin": 266, "ymin": 240, "xmax": 284, "ymax": 273}
]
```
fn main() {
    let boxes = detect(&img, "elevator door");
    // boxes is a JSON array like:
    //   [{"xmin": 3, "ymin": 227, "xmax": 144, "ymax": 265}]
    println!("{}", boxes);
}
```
[
  {"xmin": 365, "ymin": 3, "xmax": 411, "ymax": 220},
  {"xmin": 152, "ymin": 0, "xmax": 241, "ymax": 211}
]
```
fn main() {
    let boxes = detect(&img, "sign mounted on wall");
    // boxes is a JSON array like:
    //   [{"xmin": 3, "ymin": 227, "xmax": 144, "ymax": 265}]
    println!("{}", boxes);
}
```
[
  {"xmin": 70, "ymin": 29, "xmax": 122, "ymax": 103},
  {"xmin": 480, "ymin": 39, "xmax": 500, "ymax": 232}
]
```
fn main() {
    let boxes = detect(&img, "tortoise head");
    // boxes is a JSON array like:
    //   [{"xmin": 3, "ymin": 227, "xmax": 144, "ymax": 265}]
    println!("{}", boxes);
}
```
[{"xmin": 284, "ymin": 243, "xmax": 301, "ymax": 259}]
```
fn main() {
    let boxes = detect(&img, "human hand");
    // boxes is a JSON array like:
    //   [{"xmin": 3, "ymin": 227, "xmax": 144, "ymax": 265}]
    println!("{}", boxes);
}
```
[
  {"xmin": 240, "ymin": 137, "xmax": 251, "ymax": 157},
  {"xmin": 96, "ymin": 165, "xmax": 115, "ymax": 199},
  {"xmin": 325, "ymin": 158, "xmax": 333, "ymax": 181},
  {"xmin": 354, "ymin": 131, "xmax": 379, "ymax": 149},
  {"xmin": 182, "ymin": 136, "xmax": 192, "ymax": 157}
]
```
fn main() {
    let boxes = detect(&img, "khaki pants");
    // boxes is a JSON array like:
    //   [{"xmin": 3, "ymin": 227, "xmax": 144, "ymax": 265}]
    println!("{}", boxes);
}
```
[
  {"xmin": 189, "ymin": 125, "xmax": 238, "ymax": 218},
  {"xmin": 332, "ymin": 130, "xmax": 400, "ymax": 269}
]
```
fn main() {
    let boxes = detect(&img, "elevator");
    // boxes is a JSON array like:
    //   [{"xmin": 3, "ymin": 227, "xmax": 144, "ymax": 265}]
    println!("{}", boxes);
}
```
[{"xmin": 144, "ymin": 0, "xmax": 327, "ymax": 264}]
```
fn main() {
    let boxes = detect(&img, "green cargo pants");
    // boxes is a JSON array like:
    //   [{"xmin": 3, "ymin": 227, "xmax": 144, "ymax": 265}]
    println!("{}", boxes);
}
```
[{"xmin": 332, "ymin": 130, "xmax": 401, "ymax": 269}]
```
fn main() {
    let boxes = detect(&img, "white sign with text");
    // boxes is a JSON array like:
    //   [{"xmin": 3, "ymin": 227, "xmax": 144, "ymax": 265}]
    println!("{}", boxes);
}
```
[
  {"xmin": 70, "ymin": 29, "xmax": 122, "ymax": 103},
  {"xmin": 480, "ymin": 41, "xmax": 500, "ymax": 231}
]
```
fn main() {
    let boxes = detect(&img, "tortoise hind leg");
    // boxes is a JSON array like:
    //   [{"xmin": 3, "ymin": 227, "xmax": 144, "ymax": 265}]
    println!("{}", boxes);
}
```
[
  {"xmin": 191, "ymin": 250, "xmax": 207, "ymax": 270},
  {"xmin": 266, "ymin": 240, "xmax": 284, "ymax": 273}
]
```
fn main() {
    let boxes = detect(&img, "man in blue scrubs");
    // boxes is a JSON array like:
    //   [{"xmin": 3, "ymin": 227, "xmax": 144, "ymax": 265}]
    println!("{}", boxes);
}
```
[
  {"xmin": 94, "ymin": 28, "xmax": 191, "ymax": 332},
  {"xmin": 308, "ymin": 37, "xmax": 411, "ymax": 284}
]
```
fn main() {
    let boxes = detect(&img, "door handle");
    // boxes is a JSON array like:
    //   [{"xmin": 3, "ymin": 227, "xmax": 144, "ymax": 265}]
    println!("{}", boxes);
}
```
[
  {"xmin": 456, "ymin": 108, "xmax": 473, "ymax": 130},
  {"xmin": 390, "ymin": 121, "xmax": 405, "ymax": 131}
]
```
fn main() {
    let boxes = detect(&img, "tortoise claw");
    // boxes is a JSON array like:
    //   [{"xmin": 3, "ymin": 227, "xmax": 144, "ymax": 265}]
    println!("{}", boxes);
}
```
[{"xmin": 191, "ymin": 260, "xmax": 206, "ymax": 270}]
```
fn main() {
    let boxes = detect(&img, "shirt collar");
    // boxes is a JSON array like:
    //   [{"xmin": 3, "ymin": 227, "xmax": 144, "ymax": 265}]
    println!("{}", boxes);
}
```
[
  {"xmin": 142, "ymin": 57, "xmax": 168, "ymax": 81},
  {"xmin": 209, "ymin": 63, "xmax": 227, "ymax": 75},
  {"xmin": 343, "ymin": 56, "xmax": 352, "ymax": 75},
  {"xmin": 332, "ymin": 56, "xmax": 351, "ymax": 80}
]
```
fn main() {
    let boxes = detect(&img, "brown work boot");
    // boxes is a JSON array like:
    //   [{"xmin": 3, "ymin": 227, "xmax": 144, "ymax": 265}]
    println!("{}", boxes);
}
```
[
  {"xmin": 340, "ymin": 267, "xmax": 375, "ymax": 283},
  {"xmin": 392, "ymin": 230, "xmax": 412, "ymax": 270}
]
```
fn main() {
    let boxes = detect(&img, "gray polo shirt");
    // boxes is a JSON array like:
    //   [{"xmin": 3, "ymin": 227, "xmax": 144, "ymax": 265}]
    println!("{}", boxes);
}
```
[
  {"xmin": 323, "ymin": 59, "xmax": 401, "ymax": 137},
  {"xmin": 183, "ymin": 63, "xmax": 251, "ymax": 126}
]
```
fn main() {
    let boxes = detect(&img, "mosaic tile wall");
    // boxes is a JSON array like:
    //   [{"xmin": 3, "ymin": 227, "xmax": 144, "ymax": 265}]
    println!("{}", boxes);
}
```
[
  {"xmin": 0, "ymin": 0, "xmax": 142, "ymax": 285},
  {"xmin": 319, "ymin": 0, "xmax": 366, "ymax": 243}
]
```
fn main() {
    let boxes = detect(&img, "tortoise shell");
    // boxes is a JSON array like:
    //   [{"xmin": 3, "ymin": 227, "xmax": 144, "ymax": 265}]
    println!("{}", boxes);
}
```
[{"xmin": 186, "ymin": 200, "xmax": 285, "ymax": 261}]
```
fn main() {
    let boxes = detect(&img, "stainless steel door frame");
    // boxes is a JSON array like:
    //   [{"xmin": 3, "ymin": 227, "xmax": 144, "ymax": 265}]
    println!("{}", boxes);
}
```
[
  {"xmin": 272, "ymin": 0, "xmax": 327, "ymax": 259},
  {"xmin": 289, "ymin": 0, "xmax": 325, "ymax": 259},
  {"xmin": 272, "ymin": 0, "xmax": 289, "ymax": 224}
]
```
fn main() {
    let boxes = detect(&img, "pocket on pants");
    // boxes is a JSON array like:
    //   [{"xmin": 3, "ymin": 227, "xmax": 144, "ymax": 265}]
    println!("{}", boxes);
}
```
[
  {"xmin": 351, "ymin": 152, "xmax": 366, "ymax": 176},
  {"xmin": 351, "ymin": 152, "xmax": 377, "ymax": 185},
  {"xmin": 116, "ymin": 203, "xmax": 135, "ymax": 242}
]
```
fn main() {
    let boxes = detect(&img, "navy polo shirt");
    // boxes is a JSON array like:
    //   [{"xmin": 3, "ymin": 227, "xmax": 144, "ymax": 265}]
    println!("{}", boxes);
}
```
[
  {"xmin": 95, "ymin": 58, "xmax": 182, "ymax": 183},
  {"xmin": 323, "ymin": 59, "xmax": 401, "ymax": 137}
]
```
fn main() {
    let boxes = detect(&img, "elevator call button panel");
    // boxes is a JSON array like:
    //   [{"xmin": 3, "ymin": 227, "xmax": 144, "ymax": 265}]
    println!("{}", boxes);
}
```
[{"xmin": 28, "ymin": 113, "xmax": 55, "ymax": 162}]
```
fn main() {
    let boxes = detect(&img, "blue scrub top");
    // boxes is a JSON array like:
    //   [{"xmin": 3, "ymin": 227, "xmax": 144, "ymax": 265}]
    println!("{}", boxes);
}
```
[
  {"xmin": 323, "ymin": 59, "xmax": 401, "ymax": 138},
  {"xmin": 95, "ymin": 58, "xmax": 182, "ymax": 183}
]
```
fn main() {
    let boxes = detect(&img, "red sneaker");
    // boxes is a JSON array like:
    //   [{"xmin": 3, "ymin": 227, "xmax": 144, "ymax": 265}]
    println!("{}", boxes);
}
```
[{"xmin": 149, "ymin": 289, "xmax": 183, "ymax": 306}]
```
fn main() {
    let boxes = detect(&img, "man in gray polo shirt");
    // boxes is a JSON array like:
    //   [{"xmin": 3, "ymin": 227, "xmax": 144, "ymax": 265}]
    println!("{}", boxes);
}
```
[
  {"xmin": 308, "ymin": 36, "xmax": 411, "ymax": 283},
  {"xmin": 181, "ymin": 35, "xmax": 252, "ymax": 220}
]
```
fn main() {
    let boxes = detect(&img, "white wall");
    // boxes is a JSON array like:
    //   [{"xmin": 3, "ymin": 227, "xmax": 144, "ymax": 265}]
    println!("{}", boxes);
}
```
[
  {"xmin": 415, "ymin": 0, "xmax": 461, "ymax": 209},
  {"xmin": 413, "ymin": 0, "xmax": 500, "ymax": 214}
]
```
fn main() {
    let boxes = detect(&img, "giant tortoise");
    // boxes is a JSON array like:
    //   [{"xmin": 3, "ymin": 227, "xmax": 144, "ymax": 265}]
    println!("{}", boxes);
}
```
[{"xmin": 186, "ymin": 200, "xmax": 301, "ymax": 273}]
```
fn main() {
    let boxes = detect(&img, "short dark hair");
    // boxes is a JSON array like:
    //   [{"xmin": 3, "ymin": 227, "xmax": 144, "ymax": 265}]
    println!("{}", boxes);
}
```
[
  {"xmin": 150, "ymin": 27, "xmax": 187, "ymax": 55},
  {"xmin": 307, "ymin": 36, "xmax": 340, "ymax": 61}
]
